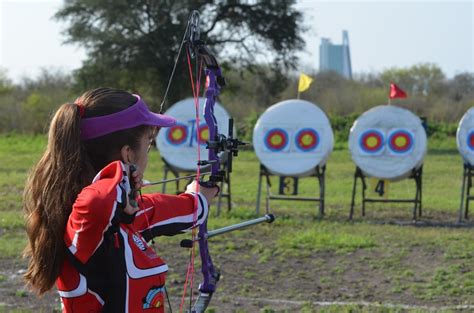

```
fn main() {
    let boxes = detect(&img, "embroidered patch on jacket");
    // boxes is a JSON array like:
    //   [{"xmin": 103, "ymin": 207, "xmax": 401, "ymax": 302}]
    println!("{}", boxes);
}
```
[
  {"xmin": 132, "ymin": 233, "xmax": 147, "ymax": 251},
  {"xmin": 143, "ymin": 286, "xmax": 165, "ymax": 309}
]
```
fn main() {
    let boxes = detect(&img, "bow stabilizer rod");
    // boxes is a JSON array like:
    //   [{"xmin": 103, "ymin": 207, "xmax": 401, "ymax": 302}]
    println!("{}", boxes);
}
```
[{"xmin": 180, "ymin": 214, "xmax": 275, "ymax": 248}]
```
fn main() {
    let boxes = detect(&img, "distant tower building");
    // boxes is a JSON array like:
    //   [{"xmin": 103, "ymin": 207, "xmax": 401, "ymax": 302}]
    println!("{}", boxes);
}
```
[{"xmin": 319, "ymin": 30, "xmax": 352, "ymax": 79}]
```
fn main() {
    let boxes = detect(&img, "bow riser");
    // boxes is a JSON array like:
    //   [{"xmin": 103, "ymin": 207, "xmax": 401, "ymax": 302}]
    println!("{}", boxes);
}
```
[{"xmin": 203, "ymin": 68, "xmax": 222, "ymax": 183}]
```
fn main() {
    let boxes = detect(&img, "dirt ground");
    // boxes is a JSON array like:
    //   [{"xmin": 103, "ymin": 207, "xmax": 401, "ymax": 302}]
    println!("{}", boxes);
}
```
[{"xmin": 1, "ymin": 223, "xmax": 473, "ymax": 313}]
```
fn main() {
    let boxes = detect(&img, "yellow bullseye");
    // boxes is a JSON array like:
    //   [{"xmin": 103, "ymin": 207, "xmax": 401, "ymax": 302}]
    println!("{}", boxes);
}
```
[
  {"xmin": 200, "ymin": 128, "xmax": 209, "ymax": 141},
  {"xmin": 301, "ymin": 134, "xmax": 314, "ymax": 145},
  {"xmin": 171, "ymin": 129, "xmax": 183, "ymax": 140},
  {"xmin": 366, "ymin": 136, "xmax": 379, "ymax": 148},
  {"xmin": 271, "ymin": 135, "xmax": 283, "ymax": 145},
  {"xmin": 394, "ymin": 136, "xmax": 407, "ymax": 147}
]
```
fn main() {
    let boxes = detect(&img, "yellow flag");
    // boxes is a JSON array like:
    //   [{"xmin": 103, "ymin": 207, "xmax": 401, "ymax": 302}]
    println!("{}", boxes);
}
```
[{"xmin": 298, "ymin": 73, "xmax": 314, "ymax": 92}]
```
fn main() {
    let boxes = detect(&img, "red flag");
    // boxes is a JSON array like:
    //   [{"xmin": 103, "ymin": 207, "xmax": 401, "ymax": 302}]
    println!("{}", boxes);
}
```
[{"xmin": 389, "ymin": 83, "xmax": 407, "ymax": 99}]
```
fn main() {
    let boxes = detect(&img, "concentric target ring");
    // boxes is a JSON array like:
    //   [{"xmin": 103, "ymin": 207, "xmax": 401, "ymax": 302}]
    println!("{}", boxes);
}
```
[
  {"xmin": 264, "ymin": 128, "xmax": 289, "ymax": 152},
  {"xmin": 197, "ymin": 123, "xmax": 209, "ymax": 146},
  {"xmin": 359, "ymin": 129, "xmax": 384, "ymax": 154},
  {"xmin": 295, "ymin": 128, "xmax": 319, "ymax": 152},
  {"xmin": 388, "ymin": 130, "xmax": 414, "ymax": 154},
  {"xmin": 466, "ymin": 130, "xmax": 474, "ymax": 151},
  {"xmin": 166, "ymin": 123, "xmax": 188, "ymax": 146}
]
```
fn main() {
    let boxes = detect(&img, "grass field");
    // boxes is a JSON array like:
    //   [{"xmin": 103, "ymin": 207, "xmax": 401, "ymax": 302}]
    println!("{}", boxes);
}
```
[{"xmin": 0, "ymin": 133, "xmax": 473, "ymax": 312}]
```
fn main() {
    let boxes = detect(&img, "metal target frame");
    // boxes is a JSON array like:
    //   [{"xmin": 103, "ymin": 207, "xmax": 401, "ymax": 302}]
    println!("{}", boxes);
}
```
[
  {"xmin": 255, "ymin": 163, "xmax": 326, "ymax": 218},
  {"xmin": 252, "ymin": 99, "xmax": 333, "ymax": 218},
  {"xmin": 348, "ymin": 105, "xmax": 427, "ymax": 220},
  {"xmin": 349, "ymin": 166, "xmax": 423, "ymax": 220},
  {"xmin": 459, "ymin": 163, "xmax": 474, "ymax": 222},
  {"xmin": 456, "ymin": 111, "xmax": 474, "ymax": 222}
]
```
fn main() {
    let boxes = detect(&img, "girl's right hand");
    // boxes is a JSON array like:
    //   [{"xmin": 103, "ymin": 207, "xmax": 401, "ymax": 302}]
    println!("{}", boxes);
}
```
[{"xmin": 185, "ymin": 180, "xmax": 219, "ymax": 204}]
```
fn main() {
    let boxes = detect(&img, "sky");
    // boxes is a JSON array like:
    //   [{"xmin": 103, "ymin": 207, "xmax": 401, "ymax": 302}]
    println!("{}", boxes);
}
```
[{"xmin": 0, "ymin": 0, "xmax": 473, "ymax": 83}]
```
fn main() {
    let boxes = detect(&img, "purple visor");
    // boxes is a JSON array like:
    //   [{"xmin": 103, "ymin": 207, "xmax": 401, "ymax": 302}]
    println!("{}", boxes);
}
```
[{"xmin": 80, "ymin": 94, "xmax": 176, "ymax": 140}]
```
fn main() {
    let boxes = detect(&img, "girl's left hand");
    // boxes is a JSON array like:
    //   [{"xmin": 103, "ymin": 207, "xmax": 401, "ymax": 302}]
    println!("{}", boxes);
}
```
[
  {"xmin": 130, "ymin": 166, "xmax": 144, "ymax": 190},
  {"xmin": 123, "ymin": 165, "xmax": 143, "ymax": 215}
]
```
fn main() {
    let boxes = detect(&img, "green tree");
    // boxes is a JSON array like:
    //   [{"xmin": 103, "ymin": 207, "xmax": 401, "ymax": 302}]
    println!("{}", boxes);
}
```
[
  {"xmin": 0, "ymin": 68, "xmax": 13, "ymax": 95},
  {"xmin": 0, "ymin": 69, "xmax": 17, "ymax": 132},
  {"xmin": 55, "ymin": 0, "xmax": 305, "ymax": 108},
  {"xmin": 448, "ymin": 73, "xmax": 474, "ymax": 102},
  {"xmin": 380, "ymin": 63, "xmax": 445, "ymax": 97}
]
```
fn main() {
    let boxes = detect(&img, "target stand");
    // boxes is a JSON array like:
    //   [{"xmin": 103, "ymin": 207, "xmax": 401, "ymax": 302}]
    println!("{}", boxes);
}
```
[
  {"xmin": 458, "ymin": 163, "xmax": 474, "ymax": 222},
  {"xmin": 456, "ymin": 108, "xmax": 474, "ymax": 222},
  {"xmin": 349, "ymin": 166, "xmax": 423, "ymax": 220},
  {"xmin": 255, "ymin": 163, "xmax": 326, "ymax": 217},
  {"xmin": 160, "ymin": 157, "xmax": 232, "ymax": 215}
]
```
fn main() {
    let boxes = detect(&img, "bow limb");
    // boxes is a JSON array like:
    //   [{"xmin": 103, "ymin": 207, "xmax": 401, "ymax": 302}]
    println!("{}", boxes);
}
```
[{"xmin": 178, "ymin": 10, "xmax": 269, "ymax": 313}]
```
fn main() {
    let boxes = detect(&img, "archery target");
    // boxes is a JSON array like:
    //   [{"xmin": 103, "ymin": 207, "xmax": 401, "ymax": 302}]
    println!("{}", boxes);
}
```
[
  {"xmin": 295, "ymin": 128, "xmax": 320, "ymax": 152},
  {"xmin": 166, "ymin": 123, "xmax": 188, "ymax": 146},
  {"xmin": 156, "ymin": 97, "xmax": 233, "ymax": 171},
  {"xmin": 456, "ymin": 108, "xmax": 474, "ymax": 165},
  {"xmin": 467, "ymin": 130, "xmax": 474, "ymax": 151},
  {"xmin": 253, "ymin": 99, "xmax": 334, "ymax": 177},
  {"xmin": 349, "ymin": 105, "xmax": 427, "ymax": 181},
  {"xmin": 358, "ymin": 129, "xmax": 385, "ymax": 155},
  {"xmin": 387, "ymin": 129, "xmax": 414, "ymax": 155},
  {"xmin": 197, "ymin": 123, "xmax": 209, "ymax": 146},
  {"xmin": 264, "ymin": 128, "xmax": 290, "ymax": 152}
]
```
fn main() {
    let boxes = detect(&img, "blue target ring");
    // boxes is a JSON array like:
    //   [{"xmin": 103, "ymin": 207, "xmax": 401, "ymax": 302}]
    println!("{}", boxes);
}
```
[
  {"xmin": 359, "ymin": 129, "xmax": 384, "ymax": 154},
  {"xmin": 166, "ymin": 123, "xmax": 188, "ymax": 146},
  {"xmin": 295, "ymin": 128, "xmax": 319, "ymax": 152},
  {"xmin": 388, "ymin": 130, "xmax": 414, "ymax": 154},
  {"xmin": 467, "ymin": 130, "xmax": 474, "ymax": 151},
  {"xmin": 264, "ymin": 128, "xmax": 289, "ymax": 152}
]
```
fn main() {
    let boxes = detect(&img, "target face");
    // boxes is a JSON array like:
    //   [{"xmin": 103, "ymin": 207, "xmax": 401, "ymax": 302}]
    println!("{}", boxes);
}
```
[
  {"xmin": 457, "ymin": 109, "xmax": 474, "ymax": 166},
  {"xmin": 165, "ymin": 123, "xmax": 188, "ymax": 146},
  {"xmin": 388, "ymin": 129, "xmax": 414, "ymax": 154},
  {"xmin": 359, "ymin": 129, "xmax": 384, "ymax": 154},
  {"xmin": 349, "ymin": 105, "xmax": 427, "ymax": 181},
  {"xmin": 295, "ymin": 128, "xmax": 319, "ymax": 152},
  {"xmin": 467, "ymin": 130, "xmax": 474, "ymax": 151},
  {"xmin": 264, "ymin": 128, "xmax": 289, "ymax": 152},
  {"xmin": 197, "ymin": 124, "xmax": 209, "ymax": 145},
  {"xmin": 253, "ymin": 99, "xmax": 334, "ymax": 176}
]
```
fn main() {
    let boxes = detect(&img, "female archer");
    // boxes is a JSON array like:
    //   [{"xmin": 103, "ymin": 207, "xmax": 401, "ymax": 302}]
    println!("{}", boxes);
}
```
[{"xmin": 23, "ymin": 87, "xmax": 218, "ymax": 312}]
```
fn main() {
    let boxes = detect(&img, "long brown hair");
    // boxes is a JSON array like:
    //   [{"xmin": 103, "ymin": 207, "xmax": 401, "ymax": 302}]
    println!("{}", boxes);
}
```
[{"xmin": 23, "ymin": 87, "xmax": 151, "ymax": 294}]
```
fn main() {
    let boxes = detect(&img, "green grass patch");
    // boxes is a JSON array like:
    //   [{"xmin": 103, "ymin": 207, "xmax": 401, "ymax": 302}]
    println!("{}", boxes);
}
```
[
  {"xmin": 0, "ymin": 211, "xmax": 25, "ymax": 229},
  {"xmin": 0, "ymin": 230, "xmax": 27, "ymax": 258},
  {"xmin": 1, "ymin": 133, "xmax": 474, "ymax": 308},
  {"xmin": 278, "ymin": 226, "xmax": 376, "ymax": 254}
]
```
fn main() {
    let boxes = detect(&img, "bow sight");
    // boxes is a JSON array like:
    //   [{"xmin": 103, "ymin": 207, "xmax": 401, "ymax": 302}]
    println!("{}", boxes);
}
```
[{"xmin": 197, "ymin": 118, "xmax": 246, "ymax": 183}]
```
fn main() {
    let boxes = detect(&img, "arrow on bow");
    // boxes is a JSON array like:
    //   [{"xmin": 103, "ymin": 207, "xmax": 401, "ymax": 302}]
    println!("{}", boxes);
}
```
[{"xmin": 158, "ymin": 10, "xmax": 276, "ymax": 313}]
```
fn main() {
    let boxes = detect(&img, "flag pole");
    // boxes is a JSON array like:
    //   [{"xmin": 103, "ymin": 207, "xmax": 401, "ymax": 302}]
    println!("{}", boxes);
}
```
[{"xmin": 297, "ymin": 91, "xmax": 300, "ymax": 99}]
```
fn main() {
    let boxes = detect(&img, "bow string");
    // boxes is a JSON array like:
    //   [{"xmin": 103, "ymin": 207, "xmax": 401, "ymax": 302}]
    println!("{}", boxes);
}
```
[{"xmin": 157, "ymin": 10, "xmax": 275, "ymax": 313}]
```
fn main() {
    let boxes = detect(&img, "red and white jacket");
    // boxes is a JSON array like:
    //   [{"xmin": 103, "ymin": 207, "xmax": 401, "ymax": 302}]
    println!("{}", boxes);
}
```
[{"xmin": 56, "ymin": 161, "xmax": 208, "ymax": 312}]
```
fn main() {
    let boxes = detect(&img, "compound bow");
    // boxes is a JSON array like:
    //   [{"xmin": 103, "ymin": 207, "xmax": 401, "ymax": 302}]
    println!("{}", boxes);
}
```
[{"xmin": 158, "ymin": 10, "xmax": 275, "ymax": 313}]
